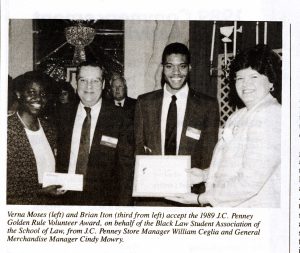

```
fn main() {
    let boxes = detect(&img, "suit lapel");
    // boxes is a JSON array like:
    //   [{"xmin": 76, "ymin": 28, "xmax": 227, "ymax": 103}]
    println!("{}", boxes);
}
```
[
  {"xmin": 90, "ymin": 100, "xmax": 109, "ymax": 151},
  {"xmin": 123, "ymin": 97, "xmax": 128, "ymax": 109},
  {"xmin": 67, "ymin": 104, "xmax": 79, "ymax": 143},
  {"xmin": 152, "ymin": 91, "xmax": 163, "ymax": 154},
  {"xmin": 179, "ymin": 90, "xmax": 197, "ymax": 155},
  {"xmin": 57, "ymin": 105, "xmax": 78, "ymax": 173}
]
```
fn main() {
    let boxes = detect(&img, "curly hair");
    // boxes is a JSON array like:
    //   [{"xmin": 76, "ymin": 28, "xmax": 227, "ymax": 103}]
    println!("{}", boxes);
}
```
[{"xmin": 229, "ymin": 44, "xmax": 282, "ymax": 108}]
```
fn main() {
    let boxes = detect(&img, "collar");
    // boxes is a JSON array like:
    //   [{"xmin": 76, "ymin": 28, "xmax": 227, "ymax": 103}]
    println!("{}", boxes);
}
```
[
  {"xmin": 114, "ymin": 98, "xmax": 125, "ymax": 106},
  {"xmin": 246, "ymin": 93, "xmax": 276, "ymax": 112},
  {"xmin": 79, "ymin": 99, "xmax": 102, "ymax": 114},
  {"xmin": 163, "ymin": 83, "xmax": 189, "ymax": 100}
]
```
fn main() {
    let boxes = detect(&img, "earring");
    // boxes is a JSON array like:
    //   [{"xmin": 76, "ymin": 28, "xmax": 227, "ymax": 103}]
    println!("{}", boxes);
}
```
[{"xmin": 270, "ymin": 87, "xmax": 274, "ymax": 92}]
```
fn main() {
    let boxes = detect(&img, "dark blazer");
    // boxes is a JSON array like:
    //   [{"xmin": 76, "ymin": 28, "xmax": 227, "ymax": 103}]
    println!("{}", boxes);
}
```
[
  {"xmin": 7, "ymin": 113, "xmax": 57, "ymax": 205},
  {"xmin": 123, "ymin": 96, "xmax": 136, "ymax": 110},
  {"xmin": 56, "ymin": 99, "xmax": 134, "ymax": 206},
  {"xmin": 135, "ymin": 88, "xmax": 219, "ymax": 167},
  {"xmin": 134, "ymin": 88, "xmax": 219, "ymax": 206},
  {"xmin": 115, "ymin": 96, "xmax": 136, "ymax": 121}
]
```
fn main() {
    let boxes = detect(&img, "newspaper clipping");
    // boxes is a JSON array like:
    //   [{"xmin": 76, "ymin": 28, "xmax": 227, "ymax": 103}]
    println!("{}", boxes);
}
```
[{"xmin": 1, "ymin": 0, "xmax": 298, "ymax": 252}]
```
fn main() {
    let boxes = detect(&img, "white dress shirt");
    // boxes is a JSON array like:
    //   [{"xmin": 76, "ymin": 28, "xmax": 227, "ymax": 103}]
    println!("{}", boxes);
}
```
[
  {"xmin": 114, "ymin": 98, "xmax": 125, "ymax": 107},
  {"xmin": 68, "ymin": 99, "xmax": 102, "ymax": 174},
  {"xmin": 161, "ymin": 84, "xmax": 189, "ymax": 155}
]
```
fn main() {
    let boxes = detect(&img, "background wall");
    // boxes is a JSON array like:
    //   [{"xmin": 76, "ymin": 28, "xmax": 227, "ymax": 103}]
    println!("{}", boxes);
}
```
[
  {"xmin": 124, "ymin": 20, "xmax": 189, "ymax": 98},
  {"xmin": 8, "ymin": 20, "xmax": 282, "ymax": 100},
  {"xmin": 9, "ymin": 19, "xmax": 33, "ymax": 78}
]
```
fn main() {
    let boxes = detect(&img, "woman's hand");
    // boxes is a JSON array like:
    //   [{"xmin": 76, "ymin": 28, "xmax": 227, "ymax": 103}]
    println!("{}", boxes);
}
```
[
  {"xmin": 188, "ymin": 168, "xmax": 208, "ymax": 185},
  {"xmin": 165, "ymin": 193, "xmax": 198, "ymax": 205},
  {"xmin": 39, "ymin": 185, "xmax": 67, "ymax": 196}
]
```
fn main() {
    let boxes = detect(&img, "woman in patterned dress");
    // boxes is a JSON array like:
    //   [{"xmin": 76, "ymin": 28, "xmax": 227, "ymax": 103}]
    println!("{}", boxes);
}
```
[{"xmin": 7, "ymin": 71, "xmax": 63, "ymax": 205}]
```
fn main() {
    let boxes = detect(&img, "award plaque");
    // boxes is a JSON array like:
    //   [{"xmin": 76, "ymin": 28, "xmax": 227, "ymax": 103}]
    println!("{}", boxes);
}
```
[{"xmin": 132, "ymin": 155, "xmax": 191, "ymax": 197}]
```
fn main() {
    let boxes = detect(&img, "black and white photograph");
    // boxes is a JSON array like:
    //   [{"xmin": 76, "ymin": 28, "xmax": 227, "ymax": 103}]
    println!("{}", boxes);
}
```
[
  {"xmin": 1, "ymin": 0, "xmax": 298, "ymax": 252},
  {"xmin": 6, "ymin": 19, "xmax": 283, "ymax": 207}
]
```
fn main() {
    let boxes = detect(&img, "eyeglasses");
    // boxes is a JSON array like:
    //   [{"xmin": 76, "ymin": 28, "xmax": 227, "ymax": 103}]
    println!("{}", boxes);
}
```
[{"xmin": 78, "ymin": 78, "xmax": 102, "ymax": 87}]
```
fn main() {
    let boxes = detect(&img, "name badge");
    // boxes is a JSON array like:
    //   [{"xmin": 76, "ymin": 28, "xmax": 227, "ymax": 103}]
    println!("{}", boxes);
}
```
[
  {"xmin": 100, "ymin": 135, "xmax": 118, "ymax": 148},
  {"xmin": 186, "ymin": 126, "xmax": 201, "ymax": 140}
]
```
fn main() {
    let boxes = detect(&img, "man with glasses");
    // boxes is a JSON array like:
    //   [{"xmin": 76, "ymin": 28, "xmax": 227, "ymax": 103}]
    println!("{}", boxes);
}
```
[
  {"xmin": 56, "ymin": 61, "xmax": 134, "ymax": 206},
  {"xmin": 134, "ymin": 42, "xmax": 219, "ymax": 206}
]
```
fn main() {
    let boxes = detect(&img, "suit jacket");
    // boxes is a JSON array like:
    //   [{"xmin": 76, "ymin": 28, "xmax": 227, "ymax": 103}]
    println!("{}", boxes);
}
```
[
  {"xmin": 202, "ymin": 94, "xmax": 281, "ymax": 207},
  {"xmin": 134, "ymin": 88, "xmax": 219, "ymax": 206},
  {"xmin": 7, "ymin": 113, "xmax": 57, "ymax": 205},
  {"xmin": 135, "ymin": 88, "xmax": 219, "ymax": 167},
  {"xmin": 123, "ymin": 96, "xmax": 136, "ymax": 111},
  {"xmin": 115, "ymin": 96, "xmax": 136, "ymax": 121},
  {"xmin": 56, "ymin": 99, "xmax": 134, "ymax": 206}
]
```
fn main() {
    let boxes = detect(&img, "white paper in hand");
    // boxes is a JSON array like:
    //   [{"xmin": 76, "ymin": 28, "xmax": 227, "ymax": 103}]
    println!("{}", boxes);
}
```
[
  {"xmin": 43, "ymin": 172, "xmax": 83, "ymax": 191},
  {"xmin": 133, "ymin": 155, "xmax": 191, "ymax": 197}
]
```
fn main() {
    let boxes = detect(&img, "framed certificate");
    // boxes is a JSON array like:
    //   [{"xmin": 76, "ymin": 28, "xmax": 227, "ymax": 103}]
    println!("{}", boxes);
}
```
[{"xmin": 132, "ymin": 155, "xmax": 191, "ymax": 197}]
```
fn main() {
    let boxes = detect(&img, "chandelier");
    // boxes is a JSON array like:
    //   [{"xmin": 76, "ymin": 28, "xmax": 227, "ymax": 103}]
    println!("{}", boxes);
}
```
[{"xmin": 65, "ymin": 23, "xmax": 95, "ymax": 64}]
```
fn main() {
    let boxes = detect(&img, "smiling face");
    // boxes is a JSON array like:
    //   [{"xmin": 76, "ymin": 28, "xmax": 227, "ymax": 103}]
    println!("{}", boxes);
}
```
[
  {"xmin": 17, "ymin": 82, "xmax": 47, "ymax": 116},
  {"xmin": 77, "ymin": 66, "xmax": 104, "ymax": 107},
  {"xmin": 235, "ymin": 67, "xmax": 273, "ymax": 109},
  {"xmin": 163, "ymin": 53, "xmax": 190, "ymax": 94}
]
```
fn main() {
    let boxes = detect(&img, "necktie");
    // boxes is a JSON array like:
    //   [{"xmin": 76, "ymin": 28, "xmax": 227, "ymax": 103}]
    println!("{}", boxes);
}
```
[
  {"xmin": 76, "ymin": 107, "xmax": 91, "ymax": 175},
  {"xmin": 165, "ymin": 95, "xmax": 177, "ymax": 155},
  {"xmin": 118, "ymin": 102, "xmax": 122, "ymax": 107}
]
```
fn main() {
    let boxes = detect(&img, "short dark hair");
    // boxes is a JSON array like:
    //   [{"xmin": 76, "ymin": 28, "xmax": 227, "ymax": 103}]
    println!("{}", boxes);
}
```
[
  {"xmin": 162, "ymin": 42, "xmax": 190, "ymax": 64},
  {"xmin": 229, "ymin": 44, "xmax": 282, "ymax": 108},
  {"xmin": 76, "ymin": 61, "xmax": 105, "ymax": 80},
  {"xmin": 59, "ymin": 81, "xmax": 74, "ymax": 93},
  {"xmin": 58, "ymin": 81, "xmax": 76, "ymax": 101},
  {"xmin": 13, "ymin": 71, "xmax": 52, "ymax": 94}
]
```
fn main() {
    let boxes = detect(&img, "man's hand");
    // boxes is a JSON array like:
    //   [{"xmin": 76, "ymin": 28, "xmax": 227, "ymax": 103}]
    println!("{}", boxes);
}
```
[
  {"xmin": 187, "ymin": 168, "xmax": 208, "ymax": 185},
  {"xmin": 165, "ymin": 193, "xmax": 198, "ymax": 205},
  {"xmin": 39, "ymin": 185, "xmax": 67, "ymax": 196}
]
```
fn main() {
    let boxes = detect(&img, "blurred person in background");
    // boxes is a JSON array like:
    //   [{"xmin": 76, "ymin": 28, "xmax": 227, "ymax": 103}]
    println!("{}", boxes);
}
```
[{"xmin": 110, "ymin": 75, "xmax": 136, "ymax": 120}]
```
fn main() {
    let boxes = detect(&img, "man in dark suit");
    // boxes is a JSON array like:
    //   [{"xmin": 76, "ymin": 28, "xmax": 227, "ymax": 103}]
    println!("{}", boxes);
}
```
[
  {"xmin": 56, "ymin": 61, "xmax": 134, "ymax": 206},
  {"xmin": 110, "ymin": 76, "xmax": 136, "ymax": 120},
  {"xmin": 134, "ymin": 42, "xmax": 219, "ymax": 206}
]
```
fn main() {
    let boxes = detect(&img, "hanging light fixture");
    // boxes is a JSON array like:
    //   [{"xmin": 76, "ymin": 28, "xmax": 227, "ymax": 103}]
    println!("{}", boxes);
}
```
[{"xmin": 65, "ymin": 21, "xmax": 95, "ymax": 64}]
